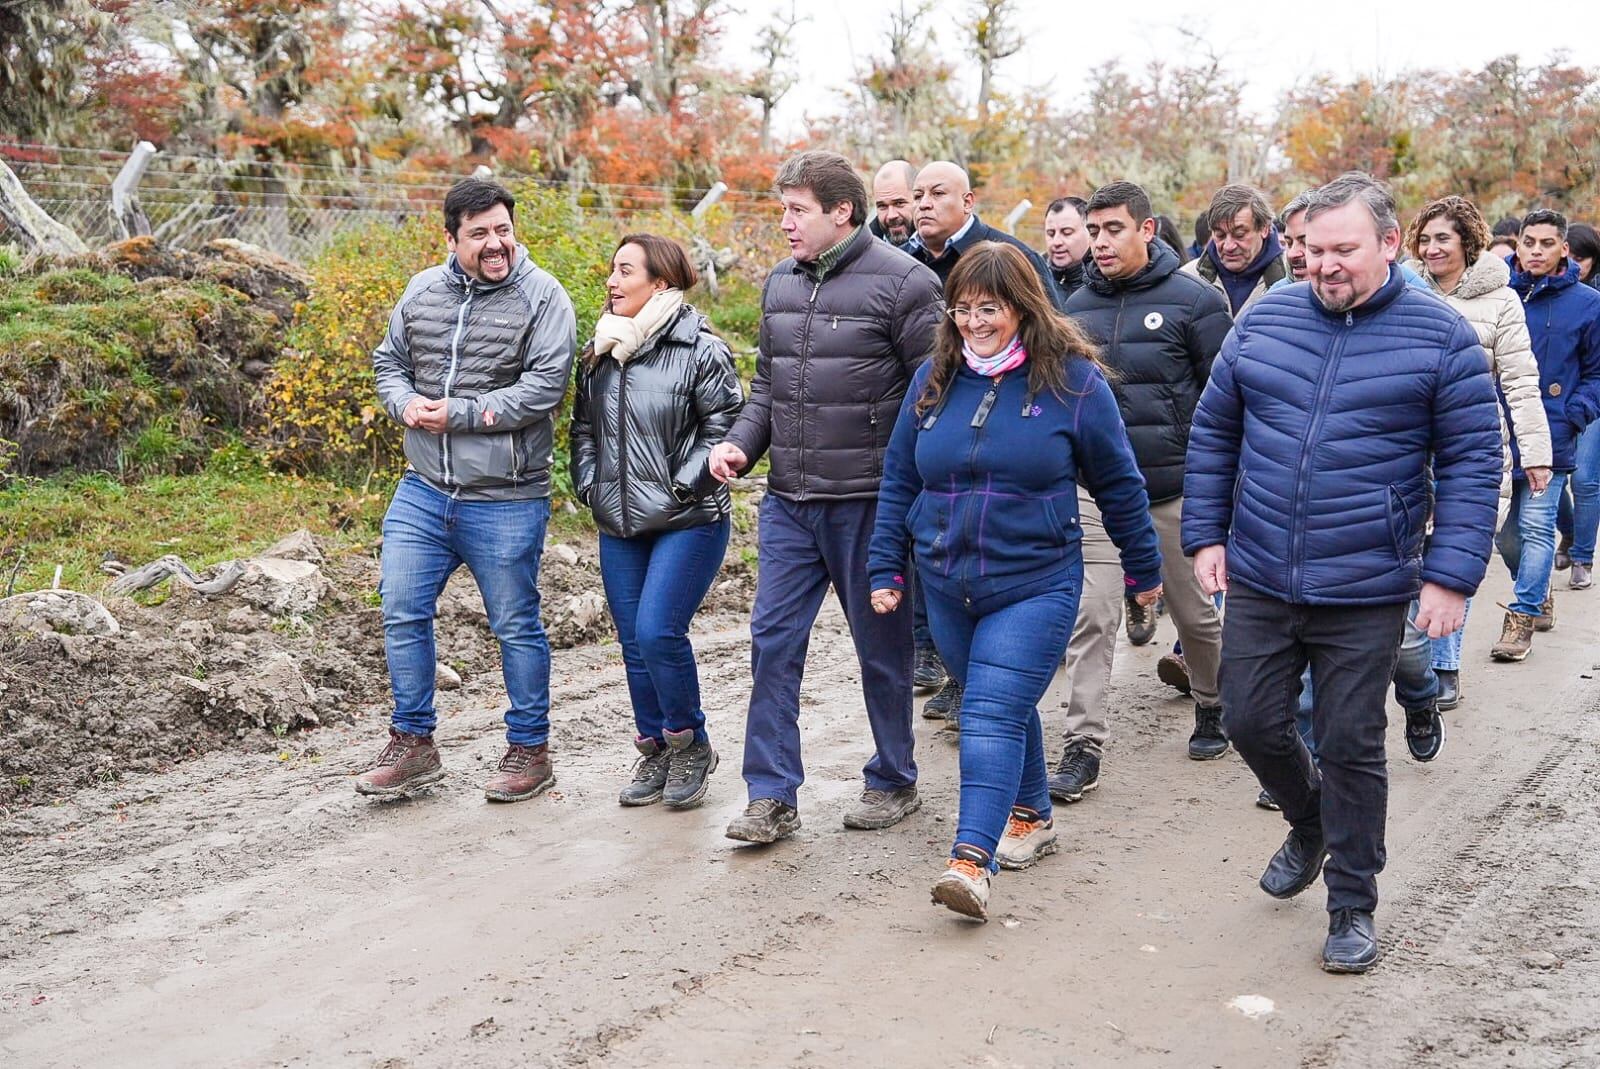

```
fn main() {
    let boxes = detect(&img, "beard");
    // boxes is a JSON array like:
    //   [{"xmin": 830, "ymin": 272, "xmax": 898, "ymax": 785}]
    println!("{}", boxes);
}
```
[{"xmin": 1312, "ymin": 277, "xmax": 1361, "ymax": 313}]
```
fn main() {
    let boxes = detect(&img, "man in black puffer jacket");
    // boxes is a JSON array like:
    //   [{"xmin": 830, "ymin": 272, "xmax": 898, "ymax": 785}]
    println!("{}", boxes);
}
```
[
  {"xmin": 709, "ymin": 151, "xmax": 944, "ymax": 845},
  {"xmin": 1063, "ymin": 181, "xmax": 1232, "ymax": 766}
]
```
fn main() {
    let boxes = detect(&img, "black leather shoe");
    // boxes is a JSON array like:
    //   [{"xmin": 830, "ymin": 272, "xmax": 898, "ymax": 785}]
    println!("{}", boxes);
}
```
[
  {"xmin": 1188, "ymin": 703, "xmax": 1229, "ymax": 760},
  {"xmin": 1404, "ymin": 703, "xmax": 1444, "ymax": 763},
  {"xmin": 1259, "ymin": 827, "xmax": 1327, "ymax": 899},
  {"xmin": 1322, "ymin": 908, "xmax": 1379, "ymax": 973},
  {"xmin": 1435, "ymin": 669, "xmax": 1460, "ymax": 711}
]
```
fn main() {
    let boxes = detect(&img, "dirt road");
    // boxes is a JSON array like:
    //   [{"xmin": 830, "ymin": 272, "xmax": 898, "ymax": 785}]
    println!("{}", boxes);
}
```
[{"xmin": 3, "ymin": 567, "xmax": 1598, "ymax": 1068}]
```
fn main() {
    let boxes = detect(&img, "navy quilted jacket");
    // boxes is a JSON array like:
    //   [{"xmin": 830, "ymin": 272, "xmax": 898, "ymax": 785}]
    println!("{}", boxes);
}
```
[
  {"xmin": 1508, "ymin": 256, "xmax": 1600, "ymax": 473},
  {"xmin": 1182, "ymin": 268, "xmax": 1503, "ymax": 605}
]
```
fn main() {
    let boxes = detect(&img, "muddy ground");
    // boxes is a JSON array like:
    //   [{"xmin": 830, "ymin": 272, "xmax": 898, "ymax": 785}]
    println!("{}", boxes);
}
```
[{"xmin": 1, "ymin": 552, "xmax": 1598, "ymax": 1067}]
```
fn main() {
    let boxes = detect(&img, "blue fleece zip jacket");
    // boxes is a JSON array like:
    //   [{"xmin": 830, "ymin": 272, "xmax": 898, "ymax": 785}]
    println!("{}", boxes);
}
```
[
  {"xmin": 868, "ymin": 355, "xmax": 1162, "ymax": 614},
  {"xmin": 1508, "ymin": 256, "xmax": 1600, "ymax": 473}
]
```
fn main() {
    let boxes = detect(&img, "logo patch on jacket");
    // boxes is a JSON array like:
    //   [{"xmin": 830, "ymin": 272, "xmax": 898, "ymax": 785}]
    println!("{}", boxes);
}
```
[{"xmin": 1144, "ymin": 312, "xmax": 1164, "ymax": 330}]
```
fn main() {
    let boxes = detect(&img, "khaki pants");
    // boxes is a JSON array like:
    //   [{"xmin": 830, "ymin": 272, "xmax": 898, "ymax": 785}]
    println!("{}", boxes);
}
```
[
  {"xmin": 1150, "ymin": 495, "xmax": 1221, "ymax": 708},
  {"xmin": 1045, "ymin": 490, "xmax": 1122, "ymax": 755}
]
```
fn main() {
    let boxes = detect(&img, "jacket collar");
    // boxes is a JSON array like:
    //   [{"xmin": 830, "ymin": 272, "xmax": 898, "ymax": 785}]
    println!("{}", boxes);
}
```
[
  {"xmin": 1420, "ymin": 250, "xmax": 1511, "ymax": 301},
  {"xmin": 1052, "ymin": 258, "xmax": 1085, "ymax": 291},
  {"xmin": 1511, "ymin": 256, "xmax": 1579, "ymax": 301},
  {"xmin": 800, "ymin": 224, "xmax": 872, "ymax": 281},
  {"xmin": 1083, "ymin": 236, "xmax": 1181, "ymax": 295},
  {"xmin": 1311, "ymin": 263, "xmax": 1406, "ymax": 320},
  {"xmin": 1198, "ymin": 230, "xmax": 1286, "ymax": 285}
]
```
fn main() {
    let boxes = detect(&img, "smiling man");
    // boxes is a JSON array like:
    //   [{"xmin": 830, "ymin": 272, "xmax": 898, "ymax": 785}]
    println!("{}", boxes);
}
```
[
  {"xmin": 361, "ymin": 178, "xmax": 577, "ymax": 804},
  {"xmin": 1182, "ymin": 183, "xmax": 1285, "ymax": 317},
  {"xmin": 1183, "ymin": 172, "xmax": 1503, "ymax": 973},
  {"xmin": 708, "ymin": 151, "xmax": 944, "ymax": 845}
]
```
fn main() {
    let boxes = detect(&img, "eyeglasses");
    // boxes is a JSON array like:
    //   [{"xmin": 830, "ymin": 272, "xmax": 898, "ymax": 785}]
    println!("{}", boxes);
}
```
[{"xmin": 946, "ymin": 303, "xmax": 1008, "ymax": 324}]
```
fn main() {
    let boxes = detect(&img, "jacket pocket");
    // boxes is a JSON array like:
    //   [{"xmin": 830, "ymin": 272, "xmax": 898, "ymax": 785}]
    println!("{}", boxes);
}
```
[{"xmin": 1385, "ymin": 484, "xmax": 1412, "ymax": 561}]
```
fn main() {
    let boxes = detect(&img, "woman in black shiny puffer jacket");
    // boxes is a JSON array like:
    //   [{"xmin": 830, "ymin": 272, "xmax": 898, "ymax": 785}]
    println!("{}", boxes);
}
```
[{"xmin": 570, "ymin": 234, "xmax": 743, "ymax": 811}]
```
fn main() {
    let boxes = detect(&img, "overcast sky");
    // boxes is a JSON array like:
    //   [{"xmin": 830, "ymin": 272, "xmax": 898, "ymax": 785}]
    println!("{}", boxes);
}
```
[{"xmin": 722, "ymin": 0, "xmax": 1600, "ymax": 137}]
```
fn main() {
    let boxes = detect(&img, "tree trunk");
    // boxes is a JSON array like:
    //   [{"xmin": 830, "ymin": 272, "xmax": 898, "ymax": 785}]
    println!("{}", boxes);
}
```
[{"xmin": 0, "ymin": 159, "xmax": 88, "ymax": 256}]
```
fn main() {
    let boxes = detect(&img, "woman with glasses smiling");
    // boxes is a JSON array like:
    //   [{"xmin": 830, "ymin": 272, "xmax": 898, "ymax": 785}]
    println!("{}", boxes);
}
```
[{"xmin": 867, "ymin": 241, "xmax": 1163, "ymax": 921}]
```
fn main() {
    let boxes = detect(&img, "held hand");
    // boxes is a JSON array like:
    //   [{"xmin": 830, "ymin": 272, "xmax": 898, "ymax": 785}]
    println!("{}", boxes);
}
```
[
  {"xmin": 1527, "ymin": 466, "xmax": 1552, "ymax": 494},
  {"xmin": 407, "ymin": 397, "xmax": 449, "ymax": 434},
  {"xmin": 1193, "ymin": 545, "xmax": 1229, "ymax": 596},
  {"xmin": 1415, "ymin": 581, "xmax": 1467, "ymax": 639},
  {"xmin": 1134, "ymin": 583, "xmax": 1164, "ymax": 607},
  {"xmin": 708, "ymin": 442, "xmax": 748, "ymax": 483},
  {"xmin": 870, "ymin": 588, "xmax": 903, "ymax": 614}
]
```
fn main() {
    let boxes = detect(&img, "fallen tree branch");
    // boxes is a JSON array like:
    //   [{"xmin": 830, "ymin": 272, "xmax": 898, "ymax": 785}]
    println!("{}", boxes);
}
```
[{"xmin": 106, "ymin": 554, "xmax": 247, "ymax": 597}]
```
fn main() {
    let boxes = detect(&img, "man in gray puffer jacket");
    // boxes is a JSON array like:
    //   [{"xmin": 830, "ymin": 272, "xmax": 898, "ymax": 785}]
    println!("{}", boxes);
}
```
[
  {"xmin": 710, "ymin": 151, "xmax": 944, "ymax": 844},
  {"xmin": 357, "ymin": 179, "xmax": 577, "ymax": 804}
]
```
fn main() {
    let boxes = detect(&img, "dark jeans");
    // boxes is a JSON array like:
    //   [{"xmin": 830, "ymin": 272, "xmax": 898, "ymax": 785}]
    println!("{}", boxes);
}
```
[
  {"xmin": 380, "ymin": 472, "xmax": 551, "ymax": 746},
  {"xmin": 924, "ymin": 581, "xmax": 1078, "ymax": 871},
  {"xmin": 1295, "ymin": 599, "xmax": 1439, "ymax": 759},
  {"xmin": 1221, "ymin": 585, "xmax": 1407, "ymax": 913},
  {"xmin": 598, "ymin": 518, "xmax": 731, "ymax": 746},
  {"xmin": 741, "ymin": 494, "xmax": 916, "ymax": 807}
]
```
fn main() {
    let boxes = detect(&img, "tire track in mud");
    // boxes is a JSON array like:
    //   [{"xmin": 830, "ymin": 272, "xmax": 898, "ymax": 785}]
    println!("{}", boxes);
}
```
[{"xmin": 1302, "ymin": 680, "xmax": 1600, "ymax": 1068}]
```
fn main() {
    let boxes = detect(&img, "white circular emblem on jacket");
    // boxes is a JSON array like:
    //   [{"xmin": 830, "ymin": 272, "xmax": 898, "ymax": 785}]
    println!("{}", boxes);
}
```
[{"xmin": 1144, "ymin": 312, "xmax": 1163, "ymax": 330}]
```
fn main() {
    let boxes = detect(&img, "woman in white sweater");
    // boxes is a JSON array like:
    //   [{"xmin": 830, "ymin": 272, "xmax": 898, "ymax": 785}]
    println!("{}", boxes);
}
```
[{"xmin": 1406, "ymin": 194, "xmax": 1553, "ymax": 710}]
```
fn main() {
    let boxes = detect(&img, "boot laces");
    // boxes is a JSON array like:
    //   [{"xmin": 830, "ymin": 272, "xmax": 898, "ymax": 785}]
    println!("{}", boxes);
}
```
[{"xmin": 498, "ymin": 745, "xmax": 540, "ymax": 773}]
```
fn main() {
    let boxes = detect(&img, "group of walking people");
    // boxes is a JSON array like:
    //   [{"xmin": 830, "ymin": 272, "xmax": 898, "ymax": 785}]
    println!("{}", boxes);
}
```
[{"xmin": 352, "ymin": 151, "xmax": 1600, "ymax": 974}]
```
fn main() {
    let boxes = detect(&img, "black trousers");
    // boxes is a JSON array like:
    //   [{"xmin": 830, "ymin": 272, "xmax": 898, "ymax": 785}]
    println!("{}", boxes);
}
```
[{"xmin": 1220, "ymin": 585, "xmax": 1407, "ymax": 913}]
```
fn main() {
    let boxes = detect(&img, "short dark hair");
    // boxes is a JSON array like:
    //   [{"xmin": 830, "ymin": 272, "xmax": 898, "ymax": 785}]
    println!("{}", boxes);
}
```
[
  {"xmin": 444, "ymin": 179, "xmax": 516, "ymax": 238},
  {"xmin": 774, "ymin": 151, "xmax": 868, "ymax": 227},
  {"xmin": 1521, "ymin": 208, "xmax": 1569, "ymax": 238},
  {"xmin": 1086, "ymin": 181, "xmax": 1154, "ymax": 224},
  {"xmin": 1206, "ymin": 183, "xmax": 1274, "ymax": 233},
  {"xmin": 1568, "ymin": 223, "xmax": 1600, "ymax": 265},
  {"xmin": 1046, "ymin": 196, "xmax": 1088, "ymax": 220},
  {"xmin": 1492, "ymin": 215, "xmax": 1523, "ymax": 238}
]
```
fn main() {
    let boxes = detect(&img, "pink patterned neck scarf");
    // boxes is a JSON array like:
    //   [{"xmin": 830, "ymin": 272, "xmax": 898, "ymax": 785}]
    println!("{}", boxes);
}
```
[{"xmin": 963, "ymin": 333, "xmax": 1027, "ymax": 378}]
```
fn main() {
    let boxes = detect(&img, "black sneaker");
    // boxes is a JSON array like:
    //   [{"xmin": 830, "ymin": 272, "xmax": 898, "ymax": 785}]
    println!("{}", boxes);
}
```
[
  {"xmin": 1047, "ymin": 743, "xmax": 1101, "ymax": 802},
  {"xmin": 1188, "ymin": 703, "xmax": 1229, "ymax": 760},
  {"xmin": 725, "ymin": 798, "xmax": 801, "ymax": 843},
  {"xmin": 1124, "ymin": 595, "xmax": 1158, "ymax": 646},
  {"xmin": 913, "ymin": 644, "xmax": 949, "ymax": 692},
  {"xmin": 618, "ymin": 736, "xmax": 670, "ymax": 807},
  {"xmin": 662, "ymin": 728, "xmax": 718, "ymax": 808},
  {"xmin": 1404, "ymin": 704, "xmax": 1443, "ymax": 763},
  {"xmin": 923, "ymin": 677, "xmax": 963, "ymax": 721}
]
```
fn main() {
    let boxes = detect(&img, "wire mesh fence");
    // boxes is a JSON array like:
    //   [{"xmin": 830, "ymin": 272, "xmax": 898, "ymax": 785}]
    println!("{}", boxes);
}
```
[{"xmin": 0, "ymin": 142, "xmax": 777, "ymax": 265}]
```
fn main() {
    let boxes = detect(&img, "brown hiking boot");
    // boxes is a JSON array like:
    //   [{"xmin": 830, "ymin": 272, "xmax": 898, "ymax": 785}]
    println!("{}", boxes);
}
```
[
  {"xmin": 354, "ymin": 728, "xmax": 444, "ymax": 797},
  {"xmin": 483, "ymin": 742, "xmax": 554, "ymax": 802},
  {"xmin": 1533, "ymin": 593, "xmax": 1555, "ymax": 632},
  {"xmin": 1490, "ymin": 610, "xmax": 1535, "ymax": 662}
]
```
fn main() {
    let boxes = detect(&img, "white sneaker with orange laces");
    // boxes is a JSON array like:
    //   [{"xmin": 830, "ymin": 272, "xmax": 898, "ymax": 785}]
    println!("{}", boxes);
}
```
[
  {"xmin": 931, "ymin": 849, "xmax": 992, "ymax": 921},
  {"xmin": 995, "ymin": 807, "xmax": 1058, "ymax": 870}
]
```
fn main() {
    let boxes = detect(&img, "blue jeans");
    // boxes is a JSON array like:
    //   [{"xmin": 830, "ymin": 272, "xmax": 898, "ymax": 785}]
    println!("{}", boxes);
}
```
[
  {"xmin": 1558, "ymin": 421, "xmax": 1600, "ymax": 565},
  {"xmin": 599, "ymin": 519, "xmax": 730, "ymax": 746},
  {"xmin": 379, "ymin": 472, "xmax": 552, "ymax": 745},
  {"xmin": 924, "ymin": 581, "xmax": 1078, "ymax": 872},
  {"xmin": 742, "ymin": 495, "xmax": 916, "ymax": 807},
  {"xmin": 1430, "ymin": 597, "xmax": 1469, "ymax": 671},
  {"xmin": 1496, "ymin": 474, "xmax": 1567, "ymax": 616}
]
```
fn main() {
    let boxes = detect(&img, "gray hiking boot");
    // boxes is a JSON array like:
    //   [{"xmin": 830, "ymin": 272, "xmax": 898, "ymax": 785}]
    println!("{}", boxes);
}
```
[
  {"xmin": 662, "ymin": 728, "xmax": 718, "ymax": 809},
  {"xmin": 619, "ymin": 736, "xmax": 670, "ymax": 807},
  {"xmin": 725, "ymin": 798, "xmax": 801, "ymax": 843},
  {"xmin": 842, "ymin": 785, "xmax": 921, "ymax": 830},
  {"xmin": 1572, "ymin": 562, "xmax": 1593, "ymax": 590}
]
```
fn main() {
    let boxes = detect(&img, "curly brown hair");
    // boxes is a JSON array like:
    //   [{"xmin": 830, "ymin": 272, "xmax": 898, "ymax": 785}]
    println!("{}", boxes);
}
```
[
  {"xmin": 914, "ymin": 241, "xmax": 1106, "ymax": 418},
  {"xmin": 1405, "ymin": 195, "xmax": 1491, "ymax": 267}
]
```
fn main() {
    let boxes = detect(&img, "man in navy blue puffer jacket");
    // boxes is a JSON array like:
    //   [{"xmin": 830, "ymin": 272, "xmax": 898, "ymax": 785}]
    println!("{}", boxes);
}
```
[{"xmin": 1182, "ymin": 173, "xmax": 1503, "ymax": 974}]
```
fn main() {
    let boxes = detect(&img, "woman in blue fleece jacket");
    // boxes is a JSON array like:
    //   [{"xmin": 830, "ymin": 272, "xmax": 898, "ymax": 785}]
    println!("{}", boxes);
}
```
[{"xmin": 867, "ymin": 242, "xmax": 1163, "ymax": 922}]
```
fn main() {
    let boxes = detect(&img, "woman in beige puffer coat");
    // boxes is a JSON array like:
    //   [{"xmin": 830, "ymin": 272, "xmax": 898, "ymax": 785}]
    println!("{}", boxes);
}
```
[{"xmin": 1405, "ymin": 194, "xmax": 1553, "ymax": 709}]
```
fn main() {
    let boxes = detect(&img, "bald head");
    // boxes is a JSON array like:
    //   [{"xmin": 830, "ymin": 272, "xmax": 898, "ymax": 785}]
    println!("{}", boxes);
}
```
[
  {"xmin": 913, "ymin": 161, "xmax": 974, "ymax": 254},
  {"xmin": 872, "ymin": 160, "xmax": 918, "ymax": 247}
]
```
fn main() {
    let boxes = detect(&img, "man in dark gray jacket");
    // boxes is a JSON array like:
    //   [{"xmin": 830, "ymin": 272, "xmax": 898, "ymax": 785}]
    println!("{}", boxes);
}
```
[
  {"xmin": 709, "ymin": 151, "xmax": 944, "ymax": 844},
  {"xmin": 357, "ymin": 179, "xmax": 577, "ymax": 804}
]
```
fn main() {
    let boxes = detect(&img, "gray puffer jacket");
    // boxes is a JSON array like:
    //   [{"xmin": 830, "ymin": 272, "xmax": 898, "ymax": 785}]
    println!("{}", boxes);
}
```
[
  {"xmin": 723, "ymin": 226, "xmax": 943, "ymax": 501},
  {"xmin": 570, "ymin": 305, "xmax": 744, "ymax": 538},
  {"xmin": 373, "ymin": 248, "xmax": 576, "ymax": 500}
]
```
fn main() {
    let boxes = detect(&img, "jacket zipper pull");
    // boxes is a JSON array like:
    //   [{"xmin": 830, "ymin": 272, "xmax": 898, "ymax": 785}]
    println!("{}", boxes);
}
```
[
  {"xmin": 810, "ymin": 281, "xmax": 821, "ymax": 304},
  {"xmin": 831, "ymin": 315, "xmax": 839, "ymax": 330},
  {"xmin": 1345, "ymin": 312, "xmax": 1353, "ymax": 326}
]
